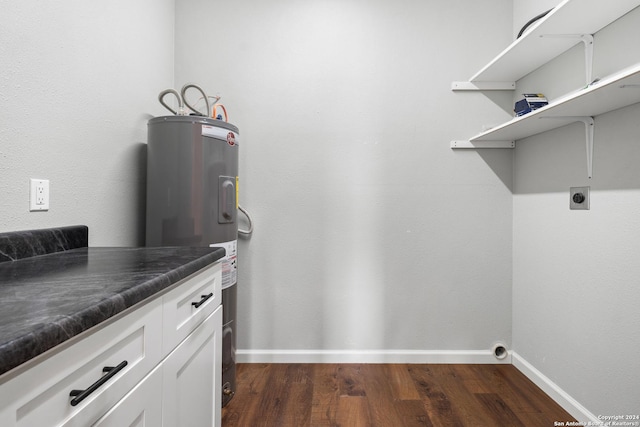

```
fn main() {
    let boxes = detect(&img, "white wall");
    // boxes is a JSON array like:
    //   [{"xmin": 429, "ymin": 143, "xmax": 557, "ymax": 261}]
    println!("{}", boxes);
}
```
[
  {"xmin": 0, "ymin": 0, "xmax": 175, "ymax": 245},
  {"xmin": 512, "ymin": 4, "xmax": 640, "ymax": 417},
  {"xmin": 175, "ymin": 0, "xmax": 514, "ymax": 355}
]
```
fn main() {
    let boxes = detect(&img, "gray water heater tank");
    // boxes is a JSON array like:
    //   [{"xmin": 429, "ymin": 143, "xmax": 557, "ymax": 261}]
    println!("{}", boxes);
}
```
[{"xmin": 146, "ymin": 115, "xmax": 239, "ymax": 407}]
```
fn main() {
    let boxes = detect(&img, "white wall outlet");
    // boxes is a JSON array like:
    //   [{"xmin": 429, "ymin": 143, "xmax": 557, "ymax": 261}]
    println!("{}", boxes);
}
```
[
  {"xmin": 570, "ymin": 186, "xmax": 590, "ymax": 210},
  {"xmin": 30, "ymin": 179, "xmax": 50, "ymax": 211}
]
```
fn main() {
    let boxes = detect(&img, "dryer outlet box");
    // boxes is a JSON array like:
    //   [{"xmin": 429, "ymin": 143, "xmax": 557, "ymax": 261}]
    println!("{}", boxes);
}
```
[{"xmin": 570, "ymin": 186, "xmax": 590, "ymax": 210}]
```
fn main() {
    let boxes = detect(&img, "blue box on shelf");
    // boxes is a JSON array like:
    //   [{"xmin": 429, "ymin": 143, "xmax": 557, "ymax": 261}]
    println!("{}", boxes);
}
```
[{"xmin": 515, "ymin": 93, "xmax": 548, "ymax": 116}]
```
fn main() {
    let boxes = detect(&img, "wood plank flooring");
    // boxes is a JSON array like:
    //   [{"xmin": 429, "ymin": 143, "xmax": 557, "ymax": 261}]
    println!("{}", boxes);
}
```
[{"xmin": 221, "ymin": 363, "xmax": 577, "ymax": 426}]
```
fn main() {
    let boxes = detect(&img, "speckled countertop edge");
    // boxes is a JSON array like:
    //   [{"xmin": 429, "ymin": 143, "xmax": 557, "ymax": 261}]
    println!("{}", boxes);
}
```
[{"xmin": 0, "ymin": 226, "xmax": 225, "ymax": 378}]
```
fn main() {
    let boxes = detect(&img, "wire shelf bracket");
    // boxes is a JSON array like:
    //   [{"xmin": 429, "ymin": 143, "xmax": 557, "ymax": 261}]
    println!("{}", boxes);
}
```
[
  {"xmin": 540, "ymin": 116, "xmax": 594, "ymax": 178},
  {"xmin": 450, "ymin": 140, "xmax": 515, "ymax": 149},
  {"xmin": 451, "ymin": 81, "xmax": 516, "ymax": 91},
  {"xmin": 539, "ymin": 34, "xmax": 594, "ymax": 85}
]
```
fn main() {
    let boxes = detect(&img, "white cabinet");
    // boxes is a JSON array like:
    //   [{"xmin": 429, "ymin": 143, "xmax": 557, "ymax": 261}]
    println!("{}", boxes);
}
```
[
  {"xmin": 92, "ymin": 365, "xmax": 163, "ymax": 427},
  {"xmin": 162, "ymin": 263, "xmax": 221, "ymax": 355},
  {"xmin": 162, "ymin": 306, "xmax": 222, "ymax": 427},
  {"xmin": 0, "ymin": 262, "xmax": 222, "ymax": 427},
  {"xmin": 0, "ymin": 297, "xmax": 164, "ymax": 427}
]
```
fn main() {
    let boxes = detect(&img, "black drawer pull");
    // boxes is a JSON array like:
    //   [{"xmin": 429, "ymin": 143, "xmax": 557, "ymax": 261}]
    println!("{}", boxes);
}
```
[
  {"xmin": 69, "ymin": 360, "xmax": 128, "ymax": 406},
  {"xmin": 192, "ymin": 293, "xmax": 214, "ymax": 309}
]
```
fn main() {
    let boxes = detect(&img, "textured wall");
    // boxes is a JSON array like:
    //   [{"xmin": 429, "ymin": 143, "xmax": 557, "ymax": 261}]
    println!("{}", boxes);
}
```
[
  {"xmin": 175, "ymin": 0, "xmax": 514, "ymax": 354},
  {"xmin": 0, "ymin": 0, "xmax": 175, "ymax": 245},
  {"xmin": 512, "ymin": 5, "xmax": 640, "ymax": 416}
]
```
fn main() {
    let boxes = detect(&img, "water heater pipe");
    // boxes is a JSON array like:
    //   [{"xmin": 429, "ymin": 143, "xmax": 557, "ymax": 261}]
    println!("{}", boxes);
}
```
[{"xmin": 238, "ymin": 205, "xmax": 253, "ymax": 236}]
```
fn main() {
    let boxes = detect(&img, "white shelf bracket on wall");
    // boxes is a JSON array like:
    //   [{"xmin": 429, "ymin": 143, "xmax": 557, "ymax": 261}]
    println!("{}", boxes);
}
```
[
  {"xmin": 451, "ymin": 81, "xmax": 516, "ymax": 91},
  {"xmin": 539, "ymin": 34, "xmax": 594, "ymax": 85},
  {"xmin": 450, "ymin": 140, "xmax": 515, "ymax": 149},
  {"xmin": 540, "ymin": 116, "xmax": 594, "ymax": 178}
]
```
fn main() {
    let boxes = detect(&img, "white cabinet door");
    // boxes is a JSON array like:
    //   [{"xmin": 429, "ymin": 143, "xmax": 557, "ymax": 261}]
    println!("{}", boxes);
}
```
[
  {"xmin": 92, "ymin": 365, "xmax": 162, "ymax": 427},
  {"xmin": 162, "ymin": 305, "xmax": 222, "ymax": 427}
]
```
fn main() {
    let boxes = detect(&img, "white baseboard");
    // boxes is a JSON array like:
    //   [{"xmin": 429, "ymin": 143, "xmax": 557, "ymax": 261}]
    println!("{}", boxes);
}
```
[
  {"xmin": 511, "ymin": 352, "xmax": 600, "ymax": 425},
  {"xmin": 236, "ymin": 349, "xmax": 512, "ymax": 364}
]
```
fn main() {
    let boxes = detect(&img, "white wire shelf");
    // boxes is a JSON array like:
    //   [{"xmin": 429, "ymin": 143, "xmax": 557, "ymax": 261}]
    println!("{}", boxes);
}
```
[
  {"xmin": 469, "ymin": 0, "xmax": 640, "ymax": 84},
  {"xmin": 470, "ymin": 63, "xmax": 640, "ymax": 143}
]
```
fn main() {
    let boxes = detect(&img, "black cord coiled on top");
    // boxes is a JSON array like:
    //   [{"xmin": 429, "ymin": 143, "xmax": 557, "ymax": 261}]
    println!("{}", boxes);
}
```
[{"xmin": 517, "ymin": 8, "xmax": 554, "ymax": 38}]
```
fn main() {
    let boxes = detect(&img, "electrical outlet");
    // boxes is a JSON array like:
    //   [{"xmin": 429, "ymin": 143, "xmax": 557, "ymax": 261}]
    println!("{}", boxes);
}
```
[
  {"xmin": 570, "ymin": 186, "xmax": 589, "ymax": 210},
  {"xmin": 30, "ymin": 179, "xmax": 50, "ymax": 211}
]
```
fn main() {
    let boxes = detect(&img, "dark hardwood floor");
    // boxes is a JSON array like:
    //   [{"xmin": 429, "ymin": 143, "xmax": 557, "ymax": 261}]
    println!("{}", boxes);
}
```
[{"xmin": 221, "ymin": 363, "xmax": 577, "ymax": 426}]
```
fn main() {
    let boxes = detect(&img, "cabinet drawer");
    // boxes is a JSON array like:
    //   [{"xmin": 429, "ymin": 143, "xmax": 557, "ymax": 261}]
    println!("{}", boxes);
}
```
[
  {"xmin": 0, "ymin": 297, "xmax": 163, "ymax": 427},
  {"xmin": 162, "ymin": 262, "xmax": 221, "ymax": 355},
  {"xmin": 92, "ymin": 363, "xmax": 163, "ymax": 427}
]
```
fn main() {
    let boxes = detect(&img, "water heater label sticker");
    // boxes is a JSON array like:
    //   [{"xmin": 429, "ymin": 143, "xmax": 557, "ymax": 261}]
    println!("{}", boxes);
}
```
[
  {"xmin": 210, "ymin": 239, "xmax": 237, "ymax": 288},
  {"xmin": 201, "ymin": 125, "xmax": 239, "ymax": 146}
]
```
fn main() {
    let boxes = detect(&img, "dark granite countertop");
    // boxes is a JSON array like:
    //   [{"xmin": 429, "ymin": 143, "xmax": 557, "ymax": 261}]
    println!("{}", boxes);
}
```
[{"xmin": 0, "ymin": 226, "xmax": 225, "ymax": 377}]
